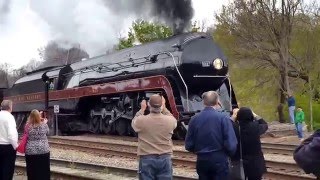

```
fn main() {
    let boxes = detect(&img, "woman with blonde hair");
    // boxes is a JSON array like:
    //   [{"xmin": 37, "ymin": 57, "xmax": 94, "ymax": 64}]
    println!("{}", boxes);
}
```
[{"xmin": 25, "ymin": 109, "xmax": 50, "ymax": 180}]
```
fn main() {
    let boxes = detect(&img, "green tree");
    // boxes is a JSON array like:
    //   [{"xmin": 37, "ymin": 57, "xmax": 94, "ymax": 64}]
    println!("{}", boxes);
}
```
[
  {"xmin": 117, "ymin": 20, "xmax": 211, "ymax": 50},
  {"xmin": 117, "ymin": 30, "xmax": 135, "ymax": 50},
  {"xmin": 133, "ymin": 20, "xmax": 173, "ymax": 43},
  {"xmin": 117, "ymin": 20, "xmax": 173, "ymax": 50}
]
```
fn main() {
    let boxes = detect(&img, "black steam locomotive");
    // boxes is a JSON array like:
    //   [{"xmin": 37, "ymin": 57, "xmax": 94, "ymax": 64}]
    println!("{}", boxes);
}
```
[{"xmin": 0, "ymin": 32, "xmax": 238, "ymax": 139}]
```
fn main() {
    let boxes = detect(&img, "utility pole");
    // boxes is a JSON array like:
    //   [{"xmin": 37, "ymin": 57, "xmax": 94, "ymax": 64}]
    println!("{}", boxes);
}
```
[{"xmin": 308, "ymin": 76, "xmax": 314, "ymax": 131}]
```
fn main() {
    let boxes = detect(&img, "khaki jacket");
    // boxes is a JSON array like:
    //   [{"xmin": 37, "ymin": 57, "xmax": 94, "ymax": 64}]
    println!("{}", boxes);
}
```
[{"xmin": 131, "ymin": 107, "xmax": 177, "ymax": 156}]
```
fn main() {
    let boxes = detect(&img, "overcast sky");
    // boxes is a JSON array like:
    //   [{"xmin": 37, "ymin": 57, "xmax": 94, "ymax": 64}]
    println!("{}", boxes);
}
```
[{"xmin": 0, "ymin": 0, "xmax": 229, "ymax": 69}]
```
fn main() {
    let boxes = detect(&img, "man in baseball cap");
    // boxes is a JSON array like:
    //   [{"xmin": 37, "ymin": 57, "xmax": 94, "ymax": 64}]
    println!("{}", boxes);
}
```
[{"xmin": 131, "ymin": 94, "xmax": 177, "ymax": 180}]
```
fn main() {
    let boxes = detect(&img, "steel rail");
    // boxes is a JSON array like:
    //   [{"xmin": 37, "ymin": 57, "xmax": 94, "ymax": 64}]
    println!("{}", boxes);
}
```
[
  {"xmin": 15, "ymin": 155, "xmax": 196, "ymax": 180},
  {"xmin": 47, "ymin": 137, "xmax": 317, "ymax": 179},
  {"xmin": 49, "ymin": 136, "xmax": 298, "ymax": 156}
]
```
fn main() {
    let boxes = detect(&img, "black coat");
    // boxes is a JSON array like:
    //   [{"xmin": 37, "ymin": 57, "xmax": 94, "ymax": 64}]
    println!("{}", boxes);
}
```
[
  {"xmin": 231, "ymin": 117, "xmax": 268, "ymax": 178},
  {"xmin": 294, "ymin": 130, "xmax": 320, "ymax": 177}
]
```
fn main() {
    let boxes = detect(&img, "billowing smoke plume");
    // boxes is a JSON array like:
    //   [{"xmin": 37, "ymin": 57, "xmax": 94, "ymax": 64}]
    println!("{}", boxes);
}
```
[
  {"xmin": 29, "ymin": 0, "xmax": 134, "ymax": 57},
  {"xmin": 152, "ymin": 0, "xmax": 194, "ymax": 34},
  {"xmin": 104, "ymin": 0, "xmax": 194, "ymax": 34},
  {"xmin": 29, "ymin": 0, "xmax": 194, "ymax": 58},
  {"xmin": 0, "ymin": 0, "xmax": 194, "ymax": 69}
]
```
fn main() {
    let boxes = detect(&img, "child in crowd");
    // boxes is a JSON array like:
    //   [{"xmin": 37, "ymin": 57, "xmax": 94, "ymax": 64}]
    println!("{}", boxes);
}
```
[{"xmin": 295, "ymin": 107, "xmax": 305, "ymax": 141}]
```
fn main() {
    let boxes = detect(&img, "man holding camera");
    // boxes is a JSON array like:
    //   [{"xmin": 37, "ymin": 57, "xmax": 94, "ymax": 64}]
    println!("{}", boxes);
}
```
[{"xmin": 131, "ymin": 94, "xmax": 177, "ymax": 180}]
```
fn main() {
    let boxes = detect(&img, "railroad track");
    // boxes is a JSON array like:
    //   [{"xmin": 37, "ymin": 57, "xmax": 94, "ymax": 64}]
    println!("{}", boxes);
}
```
[
  {"xmin": 74, "ymin": 134, "xmax": 298, "ymax": 155},
  {"xmin": 15, "ymin": 155, "xmax": 196, "ymax": 180},
  {"xmin": 262, "ymin": 142, "xmax": 296, "ymax": 155},
  {"xmin": 77, "ymin": 134, "xmax": 186, "ymax": 146},
  {"xmin": 47, "ymin": 136, "xmax": 316, "ymax": 179},
  {"xmin": 48, "ymin": 137, "xmax": 195, "ymax": 168}
]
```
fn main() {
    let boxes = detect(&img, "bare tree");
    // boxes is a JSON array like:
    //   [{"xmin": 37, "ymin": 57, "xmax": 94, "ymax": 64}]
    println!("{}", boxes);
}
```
[
  {"xmin": 10, "ymin": 59, "xmax": 42, "ymax": 84},
  {"xmin": 216, "ymin": 0, "xmax": 306, "ymax": 122},
  {"xmin": 289, "ymin": 5, "xmax": 320, "ymax": 130},
  {"xmin": 0, "ymin": 63, "xmax": 10, "ymax": 88},
  {"xmin": 38, "ymin": 41, "xmax": 89, "ymax": 69}
]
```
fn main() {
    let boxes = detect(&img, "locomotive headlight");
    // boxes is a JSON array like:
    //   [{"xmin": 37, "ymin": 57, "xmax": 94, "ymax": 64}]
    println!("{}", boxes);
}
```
[{"xmin": 213, "ymin": 58, "xmax": 223, "ymax": 70}]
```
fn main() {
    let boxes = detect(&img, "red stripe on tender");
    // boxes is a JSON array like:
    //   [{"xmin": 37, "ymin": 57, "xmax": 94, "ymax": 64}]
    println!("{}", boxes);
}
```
[{"xmin": 5, "ymin": 75, "xmax": 179, "ymax": 118}]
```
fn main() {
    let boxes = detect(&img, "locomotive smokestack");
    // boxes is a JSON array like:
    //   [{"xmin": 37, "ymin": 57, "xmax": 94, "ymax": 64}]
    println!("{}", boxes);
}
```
[{"xmin": 151, "ymin": 0, "xmax": 194, "ymax": 35}]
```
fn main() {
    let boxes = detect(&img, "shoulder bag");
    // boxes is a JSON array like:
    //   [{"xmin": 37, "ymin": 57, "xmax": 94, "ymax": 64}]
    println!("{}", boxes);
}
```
[
  {"xmin": 230, "ymin": 124, "xmax": 246, "ymax": 180},
  {"xmin": 16, "ymin": 124, "xmax": 29, "ymax": 154}
]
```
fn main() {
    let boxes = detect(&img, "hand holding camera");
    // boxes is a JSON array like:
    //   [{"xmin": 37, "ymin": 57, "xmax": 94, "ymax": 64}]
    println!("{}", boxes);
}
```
[
  {"xmin": 231, "ymin": 108, "xmax": 239, "ymax": 121},
  {"xmin": 42, "ymin": 118, "xmax": 48, "ymax": 124},
  {"xmin": 40, "ymin": 111, "xmax": 48, "ymax": 124},
  {"xmin": 252, "ymin": 111, "xmax": 258, "ymax": 118},
  {"xmin": 140, "ymin": 100, "xmax": 147, "ymax": 112}
]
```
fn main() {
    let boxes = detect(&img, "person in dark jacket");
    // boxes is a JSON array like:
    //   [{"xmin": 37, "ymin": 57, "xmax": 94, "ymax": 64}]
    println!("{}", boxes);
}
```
[
  {"xmin": 230, "ymin": 107, "xmax": 268, "ymax": 180},
  {"xmin": 287, "ymin": 93, "xmax": 296, "ymax": 124},
  {"xmin": 293, "ymin": 129, "xmax": 320, "ymax": 178},
  {"xmin": 185, "ymin": 91, "xmax": 237, "ymax": 180}
]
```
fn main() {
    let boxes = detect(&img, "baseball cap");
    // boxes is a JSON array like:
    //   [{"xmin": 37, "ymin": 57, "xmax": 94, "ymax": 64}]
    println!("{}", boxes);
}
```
[{"xmin": 149, "ymin": 94, "xmax": 162, "ymax": 108}]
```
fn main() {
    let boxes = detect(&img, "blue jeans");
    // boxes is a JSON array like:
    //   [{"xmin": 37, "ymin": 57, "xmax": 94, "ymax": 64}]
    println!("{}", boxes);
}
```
[
  {"xmin": 289, "ymin": 106, "xmax": 295, "ymax": 123},
  {"xmin": 295, "ymin": 123, "xmax": 303, "ymax": 139},
  {"xmin": 138, "ymin": 154, "xmax": 172, "ymax": 180},
  {"xmin": 196, "ymin": 159, "xmax": 229, "ymax": 180}
]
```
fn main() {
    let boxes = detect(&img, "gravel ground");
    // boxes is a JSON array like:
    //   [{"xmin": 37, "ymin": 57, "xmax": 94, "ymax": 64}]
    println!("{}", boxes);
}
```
[
  {"xmin": 264, "ymin": 153, "xmax": 295, "ymax": 163},
  {"xmin": 267, "ymin": 122, "xmax": 296, "ymax": 131},
  {"xmin": 49, "ymin": 148, "xmax": 300, "ymax": 177},
  {"xmin": 44, "ymin": 122, "xmax": 313, "ymax": 179},
  {"xmin": 16, "ymin": 148, "xmax": 306, "ymax": 180},
  {"xmin": 49, "ymin": 148, "xmax": 197, "ymax": 178},
  {"xmin": 261, "ymin": 134, "xmax": 312, "ymax": 145}
]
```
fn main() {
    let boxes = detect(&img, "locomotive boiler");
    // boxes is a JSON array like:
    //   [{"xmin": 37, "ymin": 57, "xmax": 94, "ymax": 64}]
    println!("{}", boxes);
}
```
[{"xmin": 1, "ymin": 32, "xmax": 238, "ymax": 139}]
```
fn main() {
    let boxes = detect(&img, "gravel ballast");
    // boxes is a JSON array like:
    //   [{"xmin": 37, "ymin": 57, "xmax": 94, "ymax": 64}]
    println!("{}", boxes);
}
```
[{"xmin": 49, "ymin": 148, "xmax": 198, "ymax": 178}]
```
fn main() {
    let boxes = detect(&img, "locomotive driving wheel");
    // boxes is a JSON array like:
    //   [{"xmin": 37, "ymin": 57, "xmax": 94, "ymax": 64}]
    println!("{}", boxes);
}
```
[
  {"xmin": 102, "ymin": 116, "xmax": 114, "ymax": 134},
  {"xmin": 173, "ymin": 125, "xmax": 187, "ymax": 140},
  {"xmin": 89, "ymin": 116, "xmax": 100, "ymax": 134},
  {"xmin": 128, "ymin": 124, "xmax": 137, "ymax": 137},
  {"xmin": 115, "ymin": 118, "xmax": 128, "ymax": 136}
]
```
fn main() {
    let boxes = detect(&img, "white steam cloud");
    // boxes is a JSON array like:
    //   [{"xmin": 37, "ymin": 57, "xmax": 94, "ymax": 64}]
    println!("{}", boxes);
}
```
[
  {"xmin": 0, "ymin": 0, "xmax": 138, "ymax": 68},
  {"xmin": 0, "ymin": 0, "xmax": 214, "ymax": 69},
  {"xmin": 29, "ymin": 0, "xmax": 136, "ymax": 56},
  {"xmin": 0, "ymin": 0, "xmax": 49, "ymax": 69}
]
